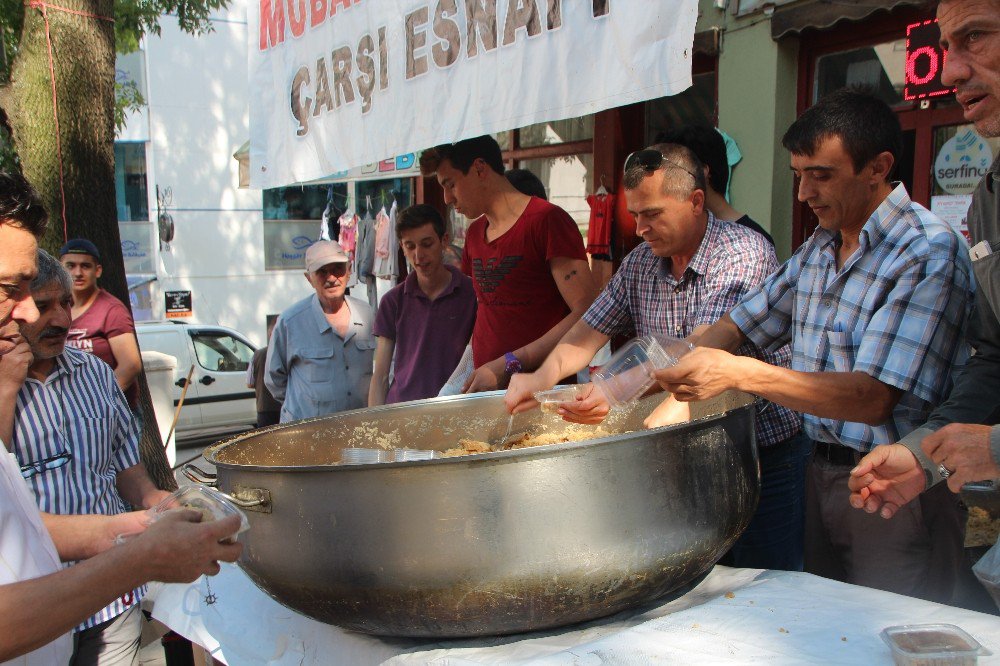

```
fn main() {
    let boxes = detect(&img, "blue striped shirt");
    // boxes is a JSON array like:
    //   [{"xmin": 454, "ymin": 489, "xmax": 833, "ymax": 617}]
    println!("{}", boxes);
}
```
[
  {"xmin": 730, "ymin": 184, "xmax": 974, "ymax": 451},
  {"xmin": 11, "ymin": 346, "xmax": 145, "ymax": 630}
]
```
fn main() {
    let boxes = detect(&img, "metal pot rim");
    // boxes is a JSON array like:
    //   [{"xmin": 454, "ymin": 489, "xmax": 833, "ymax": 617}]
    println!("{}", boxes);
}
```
[{"xmin": 204, "ymin": 390, "xmax": 757, "ymax": 473}]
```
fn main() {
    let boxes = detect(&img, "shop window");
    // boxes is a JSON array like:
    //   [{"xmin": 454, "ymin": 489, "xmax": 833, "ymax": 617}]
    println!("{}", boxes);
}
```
[
  {"xmin": 355, "ymin": 178, "xmax": 412, "ymax": 218},
  {"xmin": 520, "ymin": 117, "xmax": 594, "ymax": 148},
  {"xmin": 645, "ymin": 71, "xmax": 717, "ymax": 142},
  {"xmin": 494, "ymin": 131, "xmax": 512, "ymax": 151},
  {"xmin": 520, "ymin": 154, "xmax": 592, "ymax": 234},
  {"xmin": 262, "ymin": 183, "xmax": 348, "ymax": 271},
  {"xmin": 114, "ymin": 142, "xmax": 148, "ymax": 221},
  {"xmin": 813, "ymin": 40, "xmax": 908, "ymax": 107}
]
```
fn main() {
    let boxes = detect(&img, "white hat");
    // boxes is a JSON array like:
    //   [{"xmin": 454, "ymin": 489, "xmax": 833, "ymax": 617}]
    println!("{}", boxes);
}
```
[{"xmin": 304, "ymin": 240, "xmax": 349, "ymax": 273}]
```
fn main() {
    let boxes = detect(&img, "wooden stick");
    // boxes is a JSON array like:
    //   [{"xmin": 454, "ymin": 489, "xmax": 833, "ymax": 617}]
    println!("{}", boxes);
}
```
[{"xmin": 164, "ymin": 364, "xmax": 195, "ymax": 449}]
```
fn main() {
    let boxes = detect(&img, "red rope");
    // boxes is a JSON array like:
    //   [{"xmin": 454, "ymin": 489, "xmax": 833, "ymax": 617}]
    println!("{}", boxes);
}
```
[{"xmin": 25, "ymin": 0, "xmax": 114, "ymax": 241}]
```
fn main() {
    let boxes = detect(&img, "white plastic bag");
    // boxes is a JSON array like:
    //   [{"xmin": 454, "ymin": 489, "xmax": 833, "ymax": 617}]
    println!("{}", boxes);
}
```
[
  {"xmin": 438, "ymin": 345, "xmax": 474, "ymax": 397},
  {"xmin": 973, "ymin": 539, "xmax": 1000, "ymax": 610}
]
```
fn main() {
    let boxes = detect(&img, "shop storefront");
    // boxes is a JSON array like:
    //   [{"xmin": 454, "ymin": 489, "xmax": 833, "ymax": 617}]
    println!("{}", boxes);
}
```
[{"xmin": 778, "ymin": 1, "xmax": 1000, "ymax": 245}]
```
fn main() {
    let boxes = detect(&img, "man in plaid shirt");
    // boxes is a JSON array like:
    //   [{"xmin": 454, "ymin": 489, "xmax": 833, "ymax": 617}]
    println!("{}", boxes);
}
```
[
  {"xmin": 655, "ymin": 89, "xmax": 975, "ymax": 602},
  {"xmin": 506, "ymin": 142, "xmax": 806, "ymax": 572}
]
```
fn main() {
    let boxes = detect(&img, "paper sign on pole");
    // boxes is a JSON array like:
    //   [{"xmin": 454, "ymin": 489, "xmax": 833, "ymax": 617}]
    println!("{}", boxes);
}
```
[{"xmin": 248, "ymin": 0, "xmax": 698, "ymax": 189}]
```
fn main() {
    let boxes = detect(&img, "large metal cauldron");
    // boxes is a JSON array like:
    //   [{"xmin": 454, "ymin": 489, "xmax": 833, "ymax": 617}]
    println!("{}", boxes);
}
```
[{"xmin": 198, "ymin": 390, "xmax": 759, "ymax": 638}]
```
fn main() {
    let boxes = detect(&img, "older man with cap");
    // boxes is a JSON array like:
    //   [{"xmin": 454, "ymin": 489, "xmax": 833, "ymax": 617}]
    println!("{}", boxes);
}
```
[{"xmin": 265, "ymin": 240, "xmax": 375, "ymax": 422}]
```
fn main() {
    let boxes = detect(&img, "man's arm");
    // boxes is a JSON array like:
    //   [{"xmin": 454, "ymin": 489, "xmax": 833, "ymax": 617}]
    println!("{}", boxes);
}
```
[
  {"xmin": 116, "ymin": 464, "xmax": 172, "ymax": 509},
  {"xmin": 368, "ymin": 337, "xmax": 395, "ymax": 407},
  {"xmin": 1, "ymin": 511, "xmax": 241, "ymax": 662},
  {"xmin": 467, "ymin": 257, "xmax": 596, "ymax": 392},
  {"xmin": 691, "ymin": 314, "xmax": 747, "ymax": 352},
  {"xmin": 655, "ymin": 348, "xmax": 902, "ymax": 425},
  {"xmin": 504, "ymin": 319, "xmax": 609, "ymax": 413},
  {"xmin": 107, "ymin": 333, "xmax": 142, "ymax": 393},
  {"xmin": 264, "ymin": 322, "xmax": 288, "ymax": 402},
  {"xmin": 40, "ymin": 510, "xmax": 152, "ymax": 560},
  {"xmin": 0, "ymin": 339, "xmax": 31, "ymax": 446}
]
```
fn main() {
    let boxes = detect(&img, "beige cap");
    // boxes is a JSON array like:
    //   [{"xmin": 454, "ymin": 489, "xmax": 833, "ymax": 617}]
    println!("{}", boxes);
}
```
[{"xmin": 304, "ymin": 240, "xmax": 349, "ymax": 273}]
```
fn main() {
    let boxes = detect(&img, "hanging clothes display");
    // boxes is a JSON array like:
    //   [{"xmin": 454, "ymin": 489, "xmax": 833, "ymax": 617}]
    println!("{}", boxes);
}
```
[
  {"xmin": 319, "ymin": 186, "xmax": 340, "ymax": 241},
  {"xmin": 373, "ymin": 205, "xmax": 394, "ymax": 278},
  {"xmin": 356, "ymin": 208, "xmax": 377, "ymax": 283},
  {"xmin": 585, "ymin": 190, "xmax": 614, "ymax": 260},
  {"xmin": 375, "ymin": 199, "xmax": 399, "ymax": 307},
  {"xmin": 337, "ymin": 211, "xmax": 358, "ymax": 255}
]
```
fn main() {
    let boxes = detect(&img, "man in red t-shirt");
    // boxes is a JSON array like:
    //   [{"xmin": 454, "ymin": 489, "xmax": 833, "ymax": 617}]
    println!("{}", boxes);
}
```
[
  {"xmin": 419, "ymin": 136, "xmax": 596, "ymax": 392},
  {"xmin": 60, "ymin": 239, "xmax": 142, "ymax": 408}
]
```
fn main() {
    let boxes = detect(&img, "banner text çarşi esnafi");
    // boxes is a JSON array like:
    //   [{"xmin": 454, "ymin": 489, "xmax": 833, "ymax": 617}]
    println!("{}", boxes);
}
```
[{"xmin": 267, "ymin": 0, "xmax": 612, "ymax": 137}]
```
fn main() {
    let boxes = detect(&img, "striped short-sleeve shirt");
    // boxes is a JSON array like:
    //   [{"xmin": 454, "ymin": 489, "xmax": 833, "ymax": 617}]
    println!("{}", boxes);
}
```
[
  {"xmin": 584, "ymin": 214, "xmax": 801, "ymax": 446},
  {"xmin": 730, "ymin": 184, "xmax": 974, "ymax": 451},
  {"xmin": 11, "ymin": 346, "xmax": 145, "ymax": 630}
]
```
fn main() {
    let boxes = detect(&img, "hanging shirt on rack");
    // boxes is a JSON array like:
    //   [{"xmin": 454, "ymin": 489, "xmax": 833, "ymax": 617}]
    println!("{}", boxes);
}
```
[
  {"xmin": 337, "ymin": 211, "xmax": 358, "ymax": 254},
  {"xmin": 374, "ymin": 206, "xmax": 394, "ymax": 278},
  {"xmin": 586, "ymin": 192, "xmax": 614, "ymax": 260},
  {"xmin": 356, "ymin": 212, "xmax": 376, "ymax": 283}
]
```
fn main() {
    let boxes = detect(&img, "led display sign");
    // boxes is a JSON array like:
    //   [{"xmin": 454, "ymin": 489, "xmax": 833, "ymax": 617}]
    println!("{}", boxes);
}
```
[{"xmin": 905, "ymin": 19, "xmax": 953, "ymax": 101}]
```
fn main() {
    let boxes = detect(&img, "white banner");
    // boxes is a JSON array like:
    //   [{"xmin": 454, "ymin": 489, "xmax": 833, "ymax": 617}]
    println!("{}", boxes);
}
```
[{"xmin": 249, "ymin": 0, "xmax": 698, "ymax": 189}]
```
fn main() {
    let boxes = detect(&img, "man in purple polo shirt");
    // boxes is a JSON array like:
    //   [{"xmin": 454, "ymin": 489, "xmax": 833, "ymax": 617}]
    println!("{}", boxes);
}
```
[{"xmin": 368, "ymin": 205, "xmax": 476, "ymax": 405}]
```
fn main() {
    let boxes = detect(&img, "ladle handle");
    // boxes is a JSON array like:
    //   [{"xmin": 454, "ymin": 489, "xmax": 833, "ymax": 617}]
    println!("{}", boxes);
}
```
[{"xmin": 182, "ymin": 463, "xmax": 218, "ymax": 487}]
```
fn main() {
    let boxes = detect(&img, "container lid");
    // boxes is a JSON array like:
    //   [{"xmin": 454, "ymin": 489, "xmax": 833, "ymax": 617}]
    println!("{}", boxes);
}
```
[
  {"xmin": 150, "ymin": 486, "xmax": 250, "ymax": 540},
  {"xmin": 393, "ymin": 448, "xmax": 437, "ymax": 462},
  {"xmin": 880, "ymin": 624, "xmax": 990, "ymax": 660}
]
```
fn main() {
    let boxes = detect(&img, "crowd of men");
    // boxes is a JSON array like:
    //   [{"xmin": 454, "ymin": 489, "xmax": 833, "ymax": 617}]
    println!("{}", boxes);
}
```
[{"xmin": 0, "ymin": 0, "xmax": 997, "ymax": 661}]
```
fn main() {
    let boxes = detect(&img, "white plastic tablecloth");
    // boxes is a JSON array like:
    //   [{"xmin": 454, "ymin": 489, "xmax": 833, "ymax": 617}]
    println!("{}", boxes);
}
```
[{"xmin": 149, "ymin": 565, "xmax": 1000, "ymax": 664}]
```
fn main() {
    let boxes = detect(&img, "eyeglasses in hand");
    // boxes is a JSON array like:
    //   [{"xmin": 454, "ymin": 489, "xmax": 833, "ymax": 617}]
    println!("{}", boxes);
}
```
[{"xmin": 20, "ymin": 451, "xmax": 72, "ymax": 479}]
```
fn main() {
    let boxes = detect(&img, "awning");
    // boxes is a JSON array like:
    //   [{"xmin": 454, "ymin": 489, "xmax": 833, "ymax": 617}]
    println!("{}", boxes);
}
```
[
  {"xmin": 771, "ymin": 0, "xmax": 927, "ymax": 40},
  {"xmin": 233, "ymin": 140, "xmax": 250, "ymax": 189}
]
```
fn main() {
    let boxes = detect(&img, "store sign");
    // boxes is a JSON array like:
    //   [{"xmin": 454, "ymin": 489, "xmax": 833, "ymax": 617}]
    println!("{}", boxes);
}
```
[
  {"xmin": 934, "ymin": 129, "xmax": 994, "ymax": 195},
  {"xmin": 263, "ymin": 221, "xmax": 320, "ymax": 270},
  {"xmin": 248, "ymin": 0, "xmax": 698, "ymax": 189},
  {"xmin": 119, "ymin": 223, "xmax": 156, "ymax": 274},
  {"xmin": 165, "ymin": 291, "xmax": 193, "ymax": 319},
  {"xmin": 326, "ymin": 153, "xmax": 419, "ymax": 181},
  {"xmin": 904, "ymin": 19, "xmax": 952, "ymax": 101}
]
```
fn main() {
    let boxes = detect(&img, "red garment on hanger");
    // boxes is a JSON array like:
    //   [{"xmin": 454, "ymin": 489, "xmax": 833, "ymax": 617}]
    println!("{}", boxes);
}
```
[{"xmin": 586, "ymin": 192, "xmax": 614, "ymax": 257}]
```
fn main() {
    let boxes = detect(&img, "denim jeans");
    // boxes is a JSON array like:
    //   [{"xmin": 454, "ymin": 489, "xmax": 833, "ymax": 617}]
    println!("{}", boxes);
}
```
[{"xmin": 719, "ymin": 431, "xmax": 810, "ymax": 571}]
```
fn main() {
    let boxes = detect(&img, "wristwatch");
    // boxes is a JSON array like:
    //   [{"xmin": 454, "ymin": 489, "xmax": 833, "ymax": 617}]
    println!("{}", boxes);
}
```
[{"xmin": 504, "ymin": 352, "xmax": 523, "ymax": 376}]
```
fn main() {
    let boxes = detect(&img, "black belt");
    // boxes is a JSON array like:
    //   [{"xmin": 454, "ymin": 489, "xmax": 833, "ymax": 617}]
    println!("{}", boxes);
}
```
[{"xmin": 813, "ymin": 440, "xmax": 861, "ymax": 466}]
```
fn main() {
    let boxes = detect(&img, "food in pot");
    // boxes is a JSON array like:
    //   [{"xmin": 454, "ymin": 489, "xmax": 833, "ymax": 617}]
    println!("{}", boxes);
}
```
[
  {"xmin": 966, "ymin": 506, "xmax": 1000, "ymax": 547},
  {"xmin": 442, "ymin": 428, "xmax": 612, "ymax": 457}
]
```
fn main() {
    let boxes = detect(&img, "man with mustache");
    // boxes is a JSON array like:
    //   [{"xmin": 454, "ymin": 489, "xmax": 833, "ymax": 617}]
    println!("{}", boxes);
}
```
[
  {"xmin": 849, "ymin": 0, "xmax": 1000, "ymax": 519},
  {"xmin": 7, "ymin": 249, "xmax": 170, "ymax": 664},
  {"xmin": 650, "ymin": 88, "xmax": 975, "ymax": 602},
  {"xmin": 266, "ymin": 240, "xmax": 375, "ymax": 422},
  {"xmin": 0, "ymin": 171, "xmax": 241, "ymax": 664}
]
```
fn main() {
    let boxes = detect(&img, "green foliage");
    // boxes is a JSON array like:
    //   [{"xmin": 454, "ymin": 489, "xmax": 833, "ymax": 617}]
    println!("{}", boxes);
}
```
[
  {"xmin": 114, "ymin": 77, "xmax": 144, "ymax": 131},
  {"xmin": 115, "ymin": 0, "xmax": 226, "ymax": 54}
]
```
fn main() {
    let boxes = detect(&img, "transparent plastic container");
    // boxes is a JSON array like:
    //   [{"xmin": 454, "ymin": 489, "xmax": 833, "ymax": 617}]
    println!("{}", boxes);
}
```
[
  {"xmin": 534, "ymin": 385, "xmax": 587, "ymax": 413},
  {"xmin": 393, "ymin": 448, "xmax": 438, "ymax": 462},
  {"xmin": 880, "ymin": 624, "xmax": 990, "ymax": 666},
  {"xmin": 341, "ymin": 447, "xmax": 391, "ymax": 465},
  {"xmin": 591, "ymin": 334, "xmax": 694, "ymax": 408},
  {"xmin": 150, "ymin": 486, "xmax": 250, "ymax": 541}
]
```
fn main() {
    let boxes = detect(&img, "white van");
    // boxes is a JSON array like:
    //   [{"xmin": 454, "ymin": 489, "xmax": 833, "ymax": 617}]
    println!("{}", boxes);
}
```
[{"xmin": 136, "ymin": 321, "xmax": 258, "ymax": 442}]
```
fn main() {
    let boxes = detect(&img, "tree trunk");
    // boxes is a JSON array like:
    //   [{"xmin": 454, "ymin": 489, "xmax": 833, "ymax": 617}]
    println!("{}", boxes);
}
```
[{"xmin": 0, "ymin": 0, "xmax": 176, "ymax": 490}]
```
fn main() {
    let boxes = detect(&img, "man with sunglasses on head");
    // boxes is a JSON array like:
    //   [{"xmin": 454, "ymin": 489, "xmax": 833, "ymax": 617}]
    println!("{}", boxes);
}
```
[
  {"xmin": 650, "ymin": 88, "xmax": 975, "ymax": 602},
  {"xmin": 266, "ymin": 240, "xmax": 375, "ymax": 423},
  {"xmin": 7, "ymin": 249, "xmax": 170, "ymax": 665},
  {"xmin": 0, "ymin": 171, "xmax": 241, "ymax": 664},
  {"xmin": 505, "ymin": 143, "xmax": 805, "ymax": 572},
  {"xmin": 419, "ymin": 136, "xmax": 596, "ymax": 393}
]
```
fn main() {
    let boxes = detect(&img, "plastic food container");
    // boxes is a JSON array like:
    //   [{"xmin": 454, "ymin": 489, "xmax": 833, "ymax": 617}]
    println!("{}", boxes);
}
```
[
  {"xmin": 591, "ymin": 334, "xmax": 694, "ymax": 408},
  {"xmin": 341, "ymin": 447, "xmax": 391, "ymax": 465},
  {"xmin": 150, "ymin": 486, "xmax": 250, "ymax": 541},
  {"xmin": 393, "ymin": 448, "xmax": 438, "ymax": 462},
  {"xmin": 534, "ymin": 385, "xmax": 587, "ymax": 413},
  {"xmin": 880, "ymin": 624, "xmax": 990, "ymax": 665}
]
